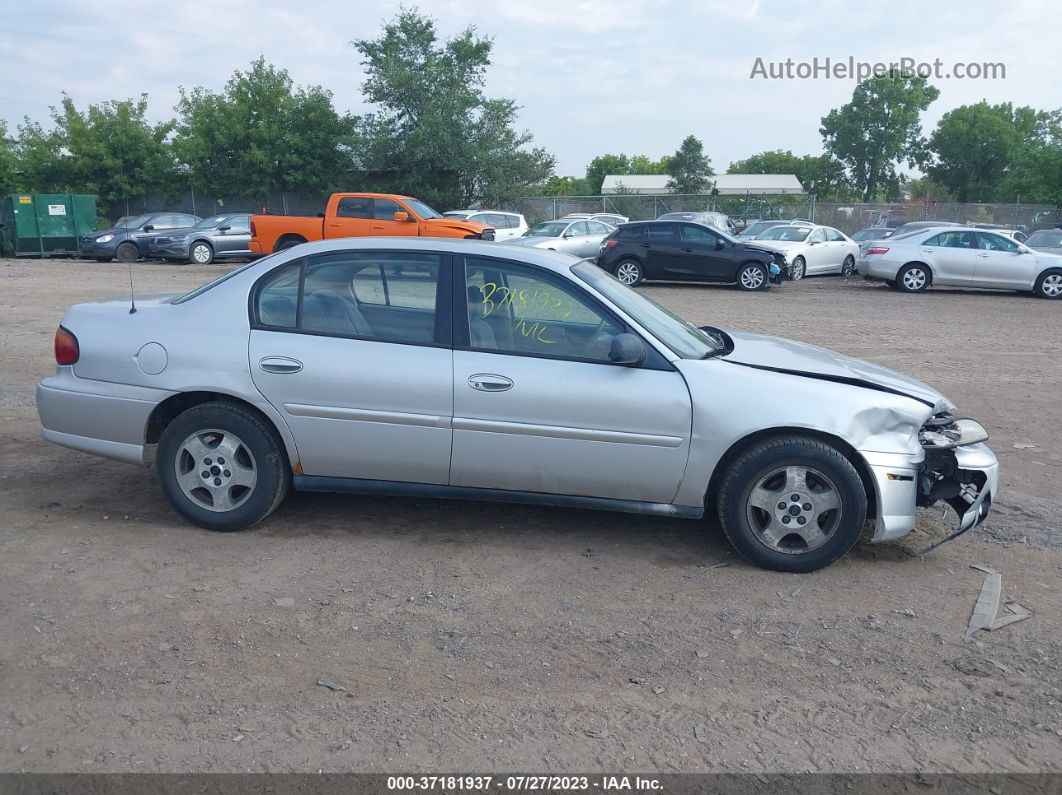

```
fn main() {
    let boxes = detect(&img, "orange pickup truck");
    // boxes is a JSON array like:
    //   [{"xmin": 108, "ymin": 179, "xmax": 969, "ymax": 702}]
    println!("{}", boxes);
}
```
[{"xmin": 250, "ymin": 192, "xmax": 495, "ymax": 255}]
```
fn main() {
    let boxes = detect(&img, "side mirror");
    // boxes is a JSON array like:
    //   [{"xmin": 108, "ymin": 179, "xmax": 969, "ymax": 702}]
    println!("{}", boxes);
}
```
[
  {"xmin": 218, "ymin": 225, "xmax": 231, "ymax": 232},
  {"xmin": 393, "ymin": 211, "xmax": 409, "ymax": 222},
  {"xmin": 715, "ymin": 238, "xmax": 725, "ymax": 249},
  {"xmin": 142, "ymin": 224, "xmax": 155, "ymax": 232},
  {"xmin": 609, "ymin": 333, "xmax": 646, "ymax": 366}
]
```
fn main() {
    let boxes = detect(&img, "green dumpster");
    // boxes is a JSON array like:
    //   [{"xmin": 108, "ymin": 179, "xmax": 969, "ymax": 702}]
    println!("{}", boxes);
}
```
[{"xmin": 0, "ymin": 194, "xmax": 97, "ymax": 257}]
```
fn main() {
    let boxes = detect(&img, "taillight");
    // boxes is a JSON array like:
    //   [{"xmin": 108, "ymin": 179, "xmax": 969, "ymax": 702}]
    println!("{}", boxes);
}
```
[
  {"xmin": 55, "ymin": 326, "xmax": 79, "ymax": 365},
  {"xmin": 865, "ymin": 247, "xmax": 889, "ymax": 256},
  {"xmin": 250, "ymin": 219, "xmax": 257, "ymax": 238},
  {"xmin": 603, "ymin": 240, "xmax": 618, "ymax": 249}
]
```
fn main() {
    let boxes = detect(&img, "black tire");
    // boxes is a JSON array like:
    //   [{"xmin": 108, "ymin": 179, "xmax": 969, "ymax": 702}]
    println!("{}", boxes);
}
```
[
  {"xmin": 275, "ymin": 237, "xmax": 305, "ymax": 253},
  {"xmin": 789, "ymin": 256, "xmax": 806, "ymax": 281},
  {"xmin": 188, "ymin": 240, "xmax": 214, "ymax": 265},
  {"xmin": 896, "ymin": 263, "xmax": 930, "ymax": 293},
  {"xmin": 95, "ymin": 257, "xmax": 112, "ymax": 263},
  {"xmin": 613, "ymin": 258, "xmax": 644, "ymax": 286},
  {"xmin": 156, "ymin": 401, "xmax": 289, "ymax": 532},
  {"xmin": 1033, "ymin": 269, "xmax": 1062, "ymax": 299},
  {"xmin": 116, "ymin": 242, "xmax": 139, "ymax": 263},
  {"xmin": 841, "ymin": 255, "xmax": 855, "ymax": 277},
  {"xmin": 716, "ymin": 436, "xmax": 867, "ymax": 573},
  {"xmin": 736, "ymin": 262, "xmax": 768, "ymax": 291}
]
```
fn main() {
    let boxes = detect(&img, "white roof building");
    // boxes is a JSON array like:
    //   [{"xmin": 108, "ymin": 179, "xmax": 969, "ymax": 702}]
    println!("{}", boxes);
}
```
[{"xmin": 601, "ymin": 173, "xmax": 804, "ymax": 195}]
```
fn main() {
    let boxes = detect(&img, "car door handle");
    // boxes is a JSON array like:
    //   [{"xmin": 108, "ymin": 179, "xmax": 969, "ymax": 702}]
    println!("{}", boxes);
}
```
[
  {"xmin": 921, "ymin": 249, "xmax": 934, "ymax": 254},
  {"xmin": 259, "ymin": 356, "xmax": 303, "ymax": 374},
  {"xmin": 977, "ymin": 253, "xmax": 990, "ymax": 258},
  {"xmin": 683, "ymin": 247, "xmax": 694, "ymax": 253},
  {"xmin": 641, "ymin": 243, "xmax": 651, "ymax": 248},
  {"xmin": 468, "ymin": 374, "xmax": 513, "ymax": 392}
]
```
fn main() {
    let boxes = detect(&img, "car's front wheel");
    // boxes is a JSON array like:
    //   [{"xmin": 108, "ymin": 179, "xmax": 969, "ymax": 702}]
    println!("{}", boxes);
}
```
[
  {"xmin": 614, "ymin": 258, "xmax": 644, "ymax": 286},
  {"xmin": 1034, "ymin": 269, "xmax": 1062, "ymax": 299},
  {"xmin": 156, "ymin": 401, "xmax": 289, "ymax": 532},
  {"xmin": 841, "ymin": 255, "xmax": 856, "ymax": 276},
  {"xmin": 716, "ymin": 436, "xmax": 867, "ymax": 572},
  {"xmin": 789, "ymin": 256, "xmax": 806, "ymax": 281},
  {"xmin": 116, "ymin": 242, "xmax": 139, "ymax": 263},
  {"xmin": 189, "ymin": 241, "xmax": 214, "ymax": 265},
  {"xmin": 736, "ymin": 262, "xmax": 768, "ymax": 291}
]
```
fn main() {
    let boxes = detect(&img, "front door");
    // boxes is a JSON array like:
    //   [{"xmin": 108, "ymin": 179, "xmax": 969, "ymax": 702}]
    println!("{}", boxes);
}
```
[
  {"xmin": 370, "ymin": 197, "xmax": 420, "ymax": 237},
  {"xmin": 248, "ymin": 249, "xmax": 453, "ymax": 483},
  {"xmin": 672, "ymin": 223, "xmax": 731, "ymax": 281},
  {"xmin": 804, "ymin": 228, "xmax": 831, "ymax": 273},
  {"xmin": 450, "ymin": 254, "xmax": 692, "ymax": 504},
  {"xmin": 973, "ymin": 232, "xmax": 1037, "ymax": 289},
  {"xmin": 216, "ymin": 215, "xmax": 252, "ymax": 256}
]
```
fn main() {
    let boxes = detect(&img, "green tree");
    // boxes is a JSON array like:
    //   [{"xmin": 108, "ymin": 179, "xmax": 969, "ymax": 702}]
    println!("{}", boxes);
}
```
[
  {"xmin": 52, "ymin": 94, "xmax": 176, "ymax": 215},
  {"xmin": 820, "ymin": 72, "xmax": 939, "ymax": 201},
  {"xmin": 926, "ymin": 102, "xmax": 1028, "ymax": 202},
  {"xmin": 353, "ymin": 10, "xmax": 554, "ymax": 208},
  {"xmin": 728, "ymin": 149, "xmax": 852, "ymax": 197},
  {"xmin": 538, "ymin": 175, "xmax": 589, "ymax": 195},
  {"xmin": 630, "ymin": 154, "xmax": 671, "ymax": 175},
  {"xmin": 0, "ymin": 120, "xmax": 20, "ymax": 191},
  {"xmin": 175, "ymin": 57, "xmax": 358, "ymax": 198},
  {"xmin": 666, "ymin": 134, "xmax": 713, "ymax": 193},
  {"xmin": 11, "ymin": 119, "xmax": 68, "ymax": 193},
  {"xmin": 998, "ymin": 109, "xmax": 1062, "ymax": 205},
  {"xmin": 905, "ymin": 177, "xmax": 953, "ymax": 202},
  {"xmin": 585, "ymin": 154, "xmax": 631, "ymax": 195}
]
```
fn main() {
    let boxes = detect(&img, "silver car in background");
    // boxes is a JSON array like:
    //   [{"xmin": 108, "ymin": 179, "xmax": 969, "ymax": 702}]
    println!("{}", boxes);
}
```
[
  {"xmin": 1025, "ymin": 228, "xmax": 1062, "ymax": 257},
  {"xmin": 751, "ymin": 224, "xmax": 861, "ymax": 279},
  {"xmin": 443, "ymin": 210, "xmax": 529, "ymax": 241},
  {"xmin": 857, "ymin": 227, "xmax": 1062, "ymax": 297},
  {"xmin": 504, "ymin": 218, "xmax": 614, "ymax": 257},
  {"xmin": 149, "ymin": 214, "xmax": 253, "ymax": 264},
  {"xmin": 37, "ymin": 238, "xmax": 997, "ymax": 573}
]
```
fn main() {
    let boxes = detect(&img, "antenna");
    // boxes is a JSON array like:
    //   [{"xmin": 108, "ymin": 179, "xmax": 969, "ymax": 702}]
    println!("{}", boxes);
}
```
[{"xmin": 127, "ymin": 259, "xmax": 137, "ymax": 314}]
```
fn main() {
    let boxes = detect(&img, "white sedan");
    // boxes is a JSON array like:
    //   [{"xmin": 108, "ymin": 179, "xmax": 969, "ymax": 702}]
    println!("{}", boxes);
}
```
[{"xmin": 751, "ymin": 224, "xmax": 861, "ymax": 280}]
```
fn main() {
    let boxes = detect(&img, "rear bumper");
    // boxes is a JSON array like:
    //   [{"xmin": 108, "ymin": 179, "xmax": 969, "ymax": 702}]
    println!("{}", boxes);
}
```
[{"xmin": 37, "ymin": 371, "xmax": 174, "ymax": 466}]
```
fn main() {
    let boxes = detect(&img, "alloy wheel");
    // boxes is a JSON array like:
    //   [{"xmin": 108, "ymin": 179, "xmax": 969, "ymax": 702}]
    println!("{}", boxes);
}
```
[
  {"xmin": 842, "ymin": 256, "xmax": 855, "ymax": 276},
  {"xmin": 790, "ymin": 258, "xmax": 805, "ymax": 281},
  {"xmin": 1042, "ymin": 274, "xmax": 1062, "ymax": 297},
  {"xmin": 191, "ymin": 243, "xmax": 212, "ymax": 264},
  {"xmin": 740, "ymin": 266, "xmax": 765, "ymax": 290},
  {"xmin": 174, "ymin": 429, "xmax": 257, "ymax": 512},
  {"xmin": 616, "ymin": 262, "xmax": 641, "ymax": 285},
  {"xmin": 902, "ymin": 268, "xmax": 927, "ymax": 291},
  {"xmin": 745, "ymin": 465, "xmax": 843, "ymax": 554}
]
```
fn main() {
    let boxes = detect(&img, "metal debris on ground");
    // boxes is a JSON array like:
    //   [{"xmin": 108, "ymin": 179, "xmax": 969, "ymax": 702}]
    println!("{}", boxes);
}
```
[
  {"xmin": 585, "ymin": 728, "xmax": 609, "ymax": 739},
  {"xmin": 694, "ymin": 725, "xmax": 707, "ymax": 743},
  {"xmin": 317, "ymin": 676, "xmax": 348, "ymax": 692},
  {"xmin": 964, "ymin": 565, "xmax": 1033, "ymax": 642}
]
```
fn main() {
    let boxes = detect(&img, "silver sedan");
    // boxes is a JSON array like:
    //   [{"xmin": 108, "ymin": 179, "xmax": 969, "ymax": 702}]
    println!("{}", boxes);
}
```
[
  {"xmin": 751, "ymin": 224, "xmax": 861, "ymax": 279},
  {"xmin": 503, "ymin": 219, "xmax": 614, "ymax": 258},
  {"xmin": 38, "ymin": 238, "xmax": 997, "ymax": 572},
  {"xmin": 857, "ymin": 226, "xmax": 1062, "ymax": 297}
]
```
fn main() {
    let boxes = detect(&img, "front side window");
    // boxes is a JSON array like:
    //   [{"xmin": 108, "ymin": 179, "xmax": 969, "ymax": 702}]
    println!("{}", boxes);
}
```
[
  {"xmin": 225, "ymin": 216, "xmax": 251, "ymax": 233},
  {"xmin": 253, "ymin": 252, "xmax": 442, "ymax": 345},
  {"xmin": 336, "ymin": 197, "xmax": 371, "ymax": 219},
  {"xmin": 809, "ymin": 228, "xmax": 827, "ymax": 243},
  {"xmin": 681, "ymin": 224, "xmax": 720, "ymax": 243},
  {"xmin": 464, "ymin": 256, "xmax": 623, "ymax": 362},
  {"xmin": 566, "ymin": 222, "xmax": 589, "ymax": 237},
  {"xmin": 373, "ymin": 198, "xmax": 404, "ymax": 220},
  {"xmin": 586, "ymin": 221, "xmax": 610, "ymax": 235},
  {"xmin": 528, "ymin": 221, "xmax": 567, "ymax": 237},
  {"xmin": 977, "ymin": 233, "xmax": 1019, "ymax": 253}
]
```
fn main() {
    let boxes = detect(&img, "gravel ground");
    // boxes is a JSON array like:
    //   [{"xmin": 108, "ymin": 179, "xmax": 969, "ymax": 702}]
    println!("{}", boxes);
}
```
[{"xmin": 1, "ymin": 256, "xmax": 1060, "ymax": 774}]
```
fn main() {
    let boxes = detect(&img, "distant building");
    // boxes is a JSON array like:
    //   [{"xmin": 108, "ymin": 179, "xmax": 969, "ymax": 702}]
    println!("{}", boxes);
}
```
[{"xmin": 601, "ymin": 173, "xmax": 804, "ymax": 195}]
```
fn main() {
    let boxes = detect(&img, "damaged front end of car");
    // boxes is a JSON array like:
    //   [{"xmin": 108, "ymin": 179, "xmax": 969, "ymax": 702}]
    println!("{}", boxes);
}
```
[{"xmin": 915, "ymin": 414, "xmax": 999, "ymax": 551}]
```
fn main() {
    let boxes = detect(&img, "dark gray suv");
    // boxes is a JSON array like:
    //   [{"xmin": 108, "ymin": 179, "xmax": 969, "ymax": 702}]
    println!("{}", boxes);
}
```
[
  {"xmin": 148, "ymin": 214, "xmax": 253, "ymax": 264},
  {"xmin": 80, "ymin": 212, "xmax": 200, "ymax": 263}
]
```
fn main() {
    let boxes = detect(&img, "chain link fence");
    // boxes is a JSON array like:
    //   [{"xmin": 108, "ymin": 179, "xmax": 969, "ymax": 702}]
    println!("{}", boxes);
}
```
[{"xmin": 102, "ymin": 191, "xmax": 333, "ymax": 224}]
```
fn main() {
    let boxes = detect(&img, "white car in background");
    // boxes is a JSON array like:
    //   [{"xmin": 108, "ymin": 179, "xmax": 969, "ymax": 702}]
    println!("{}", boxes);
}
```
[
  {"xmin": 561, "ymin": 213, "xmax": 629, "ymax": 227},
  {"xmin": 751, "ymin": 224, "xmax": 860, "ymax": 280},
  {"xmin": 857, "ymin": 226, "xmax": 1062, "ymax": 298},
  {"xmin": 443, "ymin": 210, "xmax": 528, "ymax": 241}
]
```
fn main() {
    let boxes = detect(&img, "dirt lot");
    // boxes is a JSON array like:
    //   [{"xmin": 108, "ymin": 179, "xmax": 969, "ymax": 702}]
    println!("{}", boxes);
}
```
[{"xmin": 1, "ymin": 256, "xmax": 1061, "ymax": 774}]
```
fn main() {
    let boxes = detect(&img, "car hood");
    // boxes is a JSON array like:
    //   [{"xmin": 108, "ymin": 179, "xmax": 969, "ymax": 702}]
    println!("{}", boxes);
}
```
[
  {"xmin": 716, "ymin": 327, "xmax": 947, "ymax": 408},
  {"xmin": 423, "ymin": 219, "xmax": 490, "ymax": 234},
  {"xmin": 1029, "ymin": 245, "xmax": 1062, "ymax": 256},
  {"xmin": 504, "ymin": 236, "xmax": 562, "ymax": 247},
  {"xmin": 746, "ymin": 239, "xmax": 805, "ymax": 253},
  {"xmin": 738, "ymin": 242, "xmax": 784, "ymax": 258}
]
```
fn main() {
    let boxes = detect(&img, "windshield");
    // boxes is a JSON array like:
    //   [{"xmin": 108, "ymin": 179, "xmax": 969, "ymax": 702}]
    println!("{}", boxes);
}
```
[
  {"xmin": 658, "ymin": 213, "xmax": 693, "ymax": 220},
  {"xmin": 757, "ymin": 226, "xmax": 810, "ymax": 242},
  {"xmin": 852, "ymin": 228, "xmax": 891, "ymax": 241},
  {"xmin": 405, "ymin": 198, "xmax": 442, "ymax": 219},
  {"xmin": 528, "ymin": 221, "xmax": 568, "ymax": 237},
  {"xmin": 572, "ymin": 261, "xmax": 721, "ymax": 358},
  {"xmin": 1027, "ymin": 230, "xmax": 1062, "ymax": 247},
  {"xmin": 113, "ymin": 214, "xmax": 152, "ymax": 229},
  {"xmin": 739, "ymin": 221, "xmax": 778, "ymax": 237}
]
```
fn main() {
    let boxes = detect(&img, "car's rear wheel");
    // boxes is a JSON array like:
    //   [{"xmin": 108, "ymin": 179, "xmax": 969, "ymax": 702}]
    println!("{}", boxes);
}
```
[
  {"xmin": 790, "ymin": 256, "xmax": 806, "ymax": 281},
  {"xmin": 116, "ymin": 242, "xmax": 139, "ymax": 263},
  {"xmin": 897, "ymin": 263, "xmax": 930, "ymax": 292},
  {"xmin": 189, "ymin": 241, "xmax": 214, "ymax": 265},
  {"xmin": 716, "ymin": 436, "xmax": 867, "ymax": 572},
  {"xmin": 736, "ymin": 262, "xmax": 768, "ymax": 291},
  {"xmin": 1034, "ymin": 269, "xmax": 1062, "ymax": 299},
  {"xmin": 157, "ymin": 401, "xmax": 289, "ymax": 532},
  {"xmin": 614, "ymin": 258, "xmax": 644, "ymax": 286},
  {"xmin": 841, "ymin": 255, "xmax": 855, "ymax": 276}
]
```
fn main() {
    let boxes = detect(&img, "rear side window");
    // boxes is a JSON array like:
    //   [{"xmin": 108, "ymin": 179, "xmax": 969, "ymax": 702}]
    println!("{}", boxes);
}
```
[
  {"xmin": 616, "ymin": 225, "xmax": 645, "ymax": 241},
  {"xmin": 648, "ymin": 224, "xmax": 678, "ymax": 242},
  {"xmin": 336, "ymin": 197, "xmax": 371, "ymax": 218},
  {"xmin": 826, "ymin": 228, "xmax": 846, "ymax": 241},
  {"xmin": 255, "ymin": 263, "xmax": 301, "ymax": 328}
]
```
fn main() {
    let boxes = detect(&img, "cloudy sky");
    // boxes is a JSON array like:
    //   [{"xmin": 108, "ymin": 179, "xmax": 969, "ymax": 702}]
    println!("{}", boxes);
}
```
[{"xmin": 1, "ymin": 0, "xmax": 1058, "ymax": 176}]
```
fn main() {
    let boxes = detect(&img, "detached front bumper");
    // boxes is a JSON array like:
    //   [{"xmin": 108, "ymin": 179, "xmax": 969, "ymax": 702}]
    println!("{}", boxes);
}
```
[{"xmin": 862, "ymin": 442, "xmax": 998, "ymax": 543}]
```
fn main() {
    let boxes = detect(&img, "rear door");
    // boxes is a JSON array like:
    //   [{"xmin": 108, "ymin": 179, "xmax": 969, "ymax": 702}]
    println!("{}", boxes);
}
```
[
  {"xmin": 450, "ymin": 254, "xmax": 692, "ymax": 503},
  {"xmin": 327, "ymin": 196, "xmax": 373, "ymax": 238},
  {"xmin": 973, "ymin": 232, "xmax": 1038, "ymax": 289},
  {"xmin": 370, "ymin": 197, "xmax": 419, "ymax": 237},
  {"xmin": 248, "ymin": 249, "xmax": 454, "ymax": 483},
  {"xmin": 644, "ymin": 223, "xmax": 683, "ymax": 276},
  {"xmin": 921, "ymin": 231, "xmax": 976, "ymax": 284}
]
